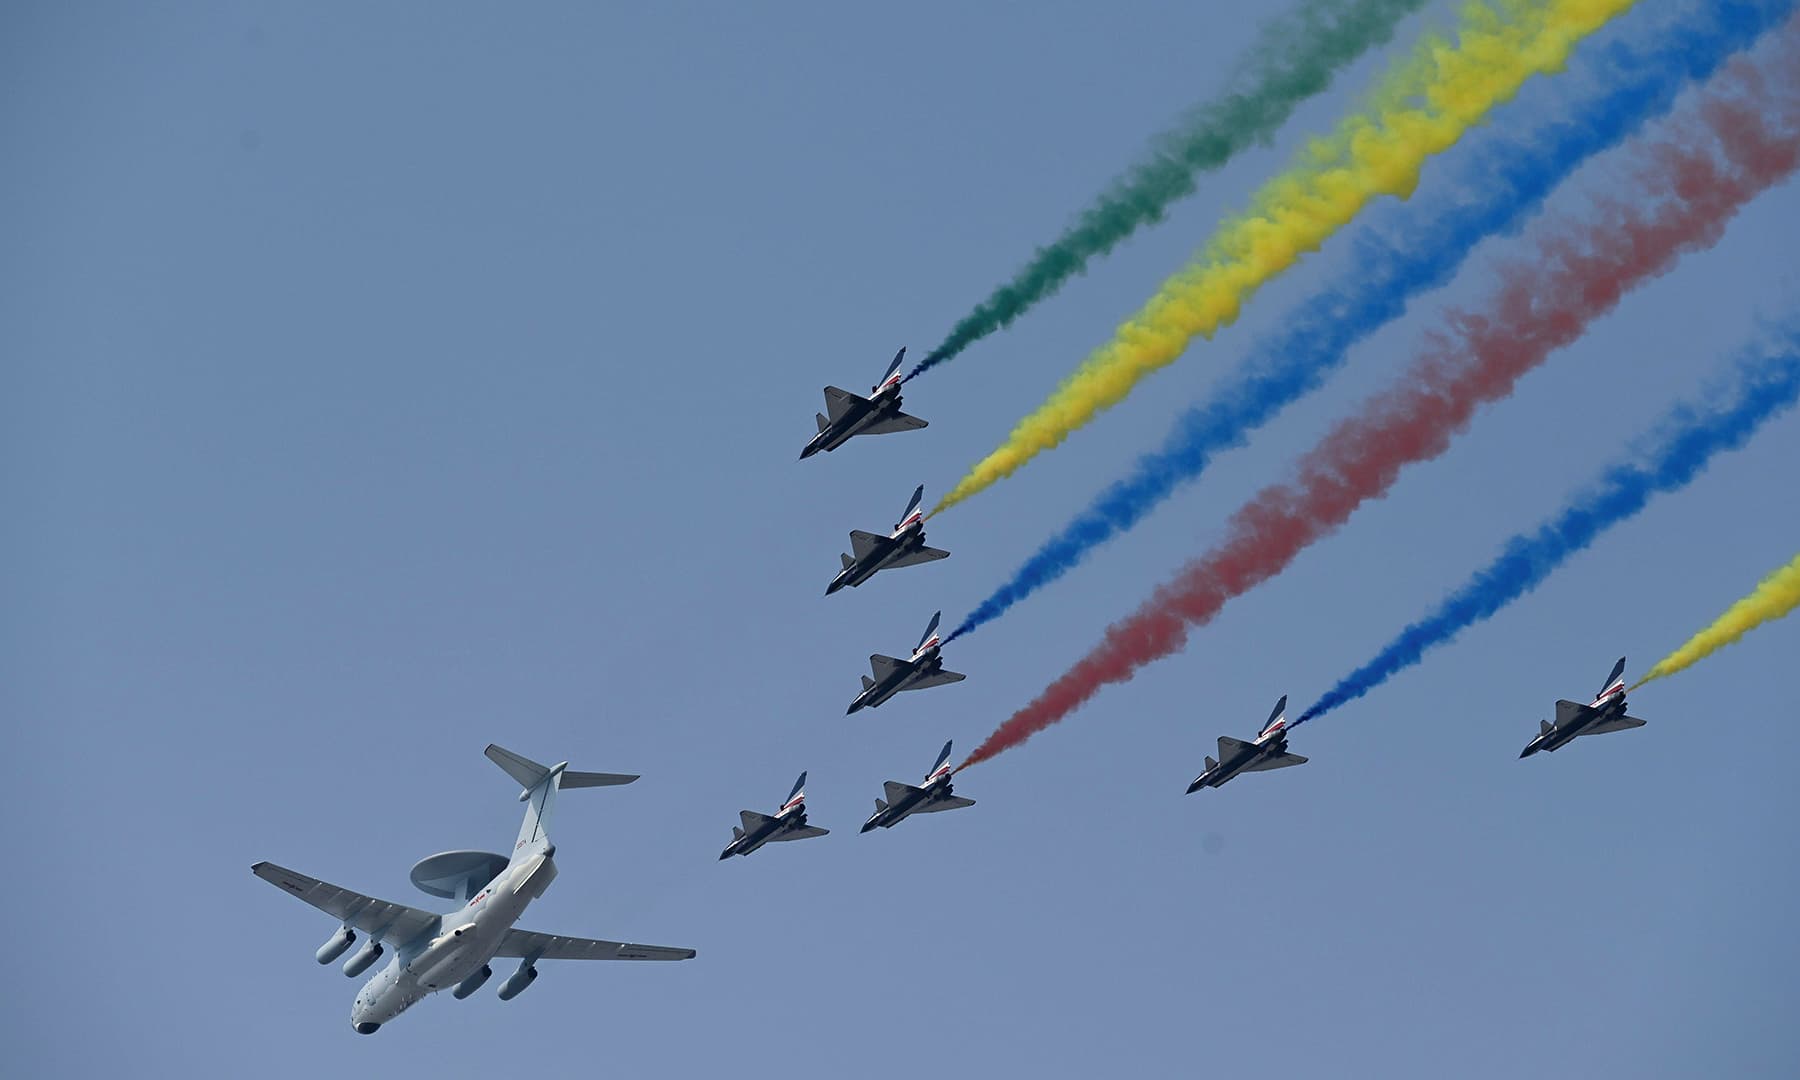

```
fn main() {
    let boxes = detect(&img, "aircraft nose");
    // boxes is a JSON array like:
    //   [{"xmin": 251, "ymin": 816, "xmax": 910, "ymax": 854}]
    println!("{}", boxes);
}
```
[{"xmin": 354, "ymin": 1022, "xmax": 381, "ymax": 1035}]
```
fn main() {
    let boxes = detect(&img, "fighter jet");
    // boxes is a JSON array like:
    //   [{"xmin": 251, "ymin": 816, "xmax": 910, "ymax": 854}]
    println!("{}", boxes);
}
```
[
  {"xmin": 800, "ymin": 346, "xmax": 928, "ymax": 459},
  {"xmin": 845, "ymin": 610, "xmax": 966, "ymax": 714},
  {"xmin": 1186, "ymin": 695, "xmax": 1308, "ymax": 793},
  {"xmin": 252, "ymin": 745, "xmax": 695, "ymax": 1035},
  {"xmin": 1520, "ymin": 656, "xmax": 1647, "ymax": 758},
  {"xmin": 827, "ymin": 484, "xmax": 950, "ymax": 595},
  {"xmin": 719, "ymin": 772, "xmax": 830, "ymax": 859},
  {"xmin": 860, "ymin": 740, "xmax": 976, "ymax": 833}
]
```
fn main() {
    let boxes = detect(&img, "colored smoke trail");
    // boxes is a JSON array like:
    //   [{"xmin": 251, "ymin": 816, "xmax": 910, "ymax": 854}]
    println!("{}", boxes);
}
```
[
  {"xmin": 905, "ymin": 0, "xmax": 1431, "ymax": 382},
  {"xmin": 1295, "ymin": 332, "xmax": 1800, "ymax": 725},
  {"xmin": 932, "ymin": 0, "xmax": 1639, "ymax": 515},
  {"xmin": 1633, "ymin": 550, "xmax": 1800, "ymax": 688},
  {"xmin": 942, "ymin": 0, "xmax": 1793, "ymax": 645},
  {"xmin": 958, "ymin": 39, "xmax": 1800, "ymax": 771}
]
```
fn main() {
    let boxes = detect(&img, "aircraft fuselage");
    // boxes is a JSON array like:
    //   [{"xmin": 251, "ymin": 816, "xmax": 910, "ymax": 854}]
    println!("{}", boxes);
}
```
[
  {"xmin": 1522, "ymin": 695, "xmax": 1628, "ymax": 756},
  {"xmin": 829, "ymin": 524, "xmax": 926, "ymax": 592},
  {"xmin": 848, "ymin": 649, "xmax": 940, "ymax": 713},
  {"xmin": 802, "ymin": 387, "xmax": 902, "ymax": 458},
  {"xmin": 1190, "ymin": 738, "xmax": 1285, "ymax": 791},
  {"xmin": 350, "ymin": 845, "xmax": 554, "ymax": 1032}
]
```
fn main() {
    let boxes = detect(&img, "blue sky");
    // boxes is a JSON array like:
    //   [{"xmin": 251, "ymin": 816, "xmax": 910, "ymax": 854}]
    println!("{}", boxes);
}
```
[{"xmin": 4, "ymin": 2, "xmax": 1797, "ymax": 1076}]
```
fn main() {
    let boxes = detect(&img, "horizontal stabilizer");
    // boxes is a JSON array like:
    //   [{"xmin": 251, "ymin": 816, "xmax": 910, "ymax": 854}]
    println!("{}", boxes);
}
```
[
  {"xmin": 560, "ymin": 770, "xmax": 639, "ymax": 789},
  {"xmin": 486, "ymin": 744, "xmax": 552, "ymax": 792}
]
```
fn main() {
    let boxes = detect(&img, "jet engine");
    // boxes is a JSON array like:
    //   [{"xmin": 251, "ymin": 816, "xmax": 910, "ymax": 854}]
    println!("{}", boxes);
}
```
[
  {"xmin": 452, "ymin": 965, "xmax": 493, "ymax": 1000},
  {"xmin": 342, "ymin": 940, "xmax": 384, "ymax": 977},
  {"xmin": 315, "ymin": 926, "xmax": 356, "ymax": 965},
  {"xmin": 496, "ymin": 959, "xmax": 538, "ymax": 1001}
]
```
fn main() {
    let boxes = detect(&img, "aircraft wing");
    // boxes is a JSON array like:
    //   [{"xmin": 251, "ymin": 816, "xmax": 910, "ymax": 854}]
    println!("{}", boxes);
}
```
[
  {"xmin": 848, "ymin": 531, "xmax": 887, "ymax": 559},
  {"xmin": 869, "ymin": 654, "xmax": 907, "ymax": 680},
  {"xmin": 905, "ymin": 668, "xmax": 965, "ymax": 690},
  {"xmin": 860, "ymin": 411, "xmax": 928, "ymax": 436},
  {"xmin": 1217, "ymin": 735, "xmax": 1253, "ymax": 756},
  {"xmin": 883, "ymin": 780, "xmax": 923, "ymax": 804},
  {"xmin": 739, "ymin": 810, "xmax": 777, "ymax": 832},
  {"xmin": 1554, "ymin": 699, "xmax": 1595, "ymax": 727},
  {"xmin": 495, "ymin": 929, "xmax": 695, "ymax": 962},
  {"xmin": 252, "ymin": 861, "xmax": 438, "ymax": 946},
  {"xmin": 913, "ymin": 795, "xmax": 976, "ymax": 813},
  {"xmin": 1583, "ymin": 714, "xmax": 1647, "ymax": 736},
  {"xmin": 1243, "ymin": 752, "xmax": 1308, "ymax": 772},
  {"xmin": 822, "ymin": 386, "xmax": 861, "ymax": 422},
  {"xmin": 886, "ymin": 545, "xmax": 950, "ymax": 569},
  {"xmin": 769, "ymin": 825, "xmax": 830, "ymax": 841}
]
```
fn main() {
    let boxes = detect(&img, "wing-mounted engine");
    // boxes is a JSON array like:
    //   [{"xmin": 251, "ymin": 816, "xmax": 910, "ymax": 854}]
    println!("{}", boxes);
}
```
[{"xmin": 410, "ymin": 850, "xmax": 511, "ymax": 901}]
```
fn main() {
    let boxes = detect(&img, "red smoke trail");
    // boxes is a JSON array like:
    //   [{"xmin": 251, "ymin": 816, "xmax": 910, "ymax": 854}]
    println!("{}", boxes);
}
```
[{"xmin": 960, "ymin": 39, "xmax": 1800, "ymax": 772}]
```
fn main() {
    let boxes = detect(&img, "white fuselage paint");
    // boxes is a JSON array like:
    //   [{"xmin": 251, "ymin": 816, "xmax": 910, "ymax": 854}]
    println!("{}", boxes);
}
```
[{"xmin": 350, "ymin": 843, "xmax": 556, "ymax": 1030}]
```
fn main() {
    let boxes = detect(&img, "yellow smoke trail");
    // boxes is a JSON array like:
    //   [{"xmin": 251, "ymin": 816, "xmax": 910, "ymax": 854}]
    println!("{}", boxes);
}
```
[
  {"xmin": 1633, "ymin": 552, "xmax": 1800, "ymax": 689},
  {"xmin": 934, "ymin": 0, "xmax": 1637, "ymax": 515}
]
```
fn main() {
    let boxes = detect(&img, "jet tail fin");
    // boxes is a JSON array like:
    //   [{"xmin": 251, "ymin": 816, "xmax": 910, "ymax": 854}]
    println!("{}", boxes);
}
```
[{"xmin": 486, "ymin": 744, "xmax": 639, "ymax": 853}]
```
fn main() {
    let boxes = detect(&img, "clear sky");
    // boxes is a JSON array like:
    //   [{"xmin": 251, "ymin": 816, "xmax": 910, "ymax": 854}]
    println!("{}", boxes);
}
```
[{"xmin": 4, "ymin": 2, "xmax": 1797, "ymax": 1077}]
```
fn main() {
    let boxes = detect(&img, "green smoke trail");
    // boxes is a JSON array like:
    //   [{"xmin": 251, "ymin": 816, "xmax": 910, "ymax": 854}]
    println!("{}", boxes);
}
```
[{"xmin": 907, "ymin": 0, "xmax": 1430, "ymax": 380}]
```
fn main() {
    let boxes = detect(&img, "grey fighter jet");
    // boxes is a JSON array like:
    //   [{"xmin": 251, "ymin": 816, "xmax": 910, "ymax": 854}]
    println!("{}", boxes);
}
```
[
  {"xmin": 1186, "ymin": 695, "xmax": 1308, "ymax": 793},
  {"xmin": 860, "ymin": 740, "xmax": 976, "ymax": 833},
  {"xmin": 1520, "ymin": 657, "xmax": 1647, "ymax": 758},
  {"xmin": 846, "ymin": 610, "xmax": 966, "ymax": 714},
  {"xmin": 827, "ymin": 484, "xmax": 950, "ymax": 594},
  {"xmin": 719, "ymin": 772, "xmax": 830, "ymax": 859},
  {"xmin": 800, "ymin": 347, "xmax": 928, "ymax": 459},
  {"xmin": 252, "ymin": 745, "xmax": 695, "ymax": 1035}
]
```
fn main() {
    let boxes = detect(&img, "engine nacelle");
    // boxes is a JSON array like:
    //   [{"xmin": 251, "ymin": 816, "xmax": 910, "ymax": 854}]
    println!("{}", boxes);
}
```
[
  {"xmin": 342, "ymin": 940, "xmax": 384, "ymax": 978},
  {"xmin": 496, "ymin": 960, "xmax": 538, "ymax": 1001},
  {"xmin": 452, "ymin": 964, "xmax": 493, "ymax": 1000},
  {"xmin": 315, "ymin": 926, "xmax": 356, "ymax": 965}
]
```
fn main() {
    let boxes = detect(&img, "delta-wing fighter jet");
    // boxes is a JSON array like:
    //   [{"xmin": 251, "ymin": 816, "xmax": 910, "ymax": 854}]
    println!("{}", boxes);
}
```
[
  {"xmin": 1520, "ymin": 656, "xmax": 1647, "ymax": 758},
  {"xmin": 800, "ymin": 347, "xmax": 928, "ymax": 459},
  {"xmin": 827, "ymin": 484, "xmax": 950, "ymax": 594},
  {"xmin": 846, "ymin": 610, "xmax": 966, "ymax": 714},
  {"xmin": 719, "ymin": 772, "xmax": 830, "ymax": 859},
  {"xmin": 1186, "ymin": 695, "xmax": 1308, "ymax": 793},
  {"xmin": 860, "ymin": 740, "xmax": 976, "ymax": 833},
  {"xmin": 252, "ymin": 745, "xmax": 695, "ymax": 1034}
]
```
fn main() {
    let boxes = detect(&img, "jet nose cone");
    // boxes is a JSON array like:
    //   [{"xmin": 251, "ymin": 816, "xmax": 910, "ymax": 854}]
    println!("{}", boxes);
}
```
[
  {"xmin": 354, "ymin": 1022, "xmax": 381, "ymax": 1035},
  {"xmin": 826, "ymin": 580, "xmax": 843, "ymax": 595},
  {"xmin": 718, "ymin": 849, "xmax": 732, "ymax": 861},
  {"xmin": 860, "ymin": 822, "xmax": 877, "ymax": 834},
  {"xmin": 1185, "ymin": 779, "xmax": 1205, "ymax": 794}
]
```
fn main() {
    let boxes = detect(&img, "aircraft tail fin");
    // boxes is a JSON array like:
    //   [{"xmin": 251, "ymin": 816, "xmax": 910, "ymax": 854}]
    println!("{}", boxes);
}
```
[{"xmin": 486, "ymin": 744, "xmax": 639, "ymax": 853}]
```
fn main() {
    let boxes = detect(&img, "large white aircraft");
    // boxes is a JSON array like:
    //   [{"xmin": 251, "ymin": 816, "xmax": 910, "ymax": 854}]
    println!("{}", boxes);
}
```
[{"xmin": 253, "ymin": 745, "xmax": 696, "ymax": 1034}]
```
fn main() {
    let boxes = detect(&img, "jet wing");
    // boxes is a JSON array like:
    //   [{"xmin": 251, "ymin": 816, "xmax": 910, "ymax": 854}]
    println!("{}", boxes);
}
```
[
  {"xmin": 1583, "ymin": 714, "xmax": 1647, "ymax": 736},
  {"xmin": 1217, "ymin": 735, "xmax": 1253, "ymax": 756},
  {"xmin": 1243, "ymin": 752, "xmax": 1308, "ymax": 772},
  {"xmin": 883, "ymin": 780, "xmax": 924, "ymax": 804},
  {"xmin": 496, "ymin": 929, "xmax": 695, "ymax": 962},
  {"xmin": 1554, "ymin": 699, "xmax": 1596, "ymax": 727},
  {"xmin": 769, "ymin": 825, "xmax": 830, "ymax": 841},
  {"xmin": 848, "ymin": 531, "xmax": 887, "ymax": 559},
  {"xmin": 869, "ymin": 654, "xmax": 907, "ymax": 681},
  {"xmin": 885, "ymin": 545, "xmax": 950, "ymax": 569},
  {"xmin": 913, "ymin": 795, "xmax": 976, "ymax": 813},
  {"xmin": 860, "ymin": 411, "xmax": 928, "ymax": 436},
  {"xmin": 822, "ymin": 386, "xmax": 862, "ymax": 422},
  {"xmin": 252, "ymin": 861, "xmax": 438, "ymax": 946},
  {"xmin": 905, "ymin": 668, "xmax": 965, "ymax": 690},
  {"xmin": 739, "ymin": 810, "xmax": 777, "ymax": 832}
]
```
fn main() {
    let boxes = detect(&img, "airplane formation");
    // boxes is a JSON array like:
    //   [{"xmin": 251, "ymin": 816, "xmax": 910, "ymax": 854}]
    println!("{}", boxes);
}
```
[{"xmin": 252, "ymin": 1, "xmax": 1800, "ymax": 1033}]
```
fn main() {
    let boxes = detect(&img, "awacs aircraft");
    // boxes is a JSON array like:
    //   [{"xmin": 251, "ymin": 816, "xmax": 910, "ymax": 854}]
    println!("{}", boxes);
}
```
[
  {"xmin": 827, "ymin": 484, "xmax": 950, "ymax": 594},
  {"xmin": 719, "ymin": 772, "xmax": 830, "ymax": 859},
  {"xmin": 1186, "ymin": 695, "xmax": 1309, "ymax": 793},
  {"xmin": 1520, "ymin": 656, "xmax": 1647, "ymax": 758},
  {"xmin": 800, "ymin": 346, "xmax": 928, "ymax": 459},
  {"xmin": 860, "ymin": 740, "xmax": 976, "ymax": 833},
  {"xmin": 846, "ymin": 610, "xmax": 966, "ymax": 714},
  {"xmin": 253, "ymin": 745, "xmax": 695, "ymax": 1034}
]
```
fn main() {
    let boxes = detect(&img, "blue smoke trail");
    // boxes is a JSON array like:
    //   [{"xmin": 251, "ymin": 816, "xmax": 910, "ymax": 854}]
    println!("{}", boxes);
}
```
[
  {"xmin": 945, "ymin": 0, "xmax": 1793, "ymax": 644},
  {"xmin": 1295, "ymin": 326, "xmax": 1800, "ymax": 725}
]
